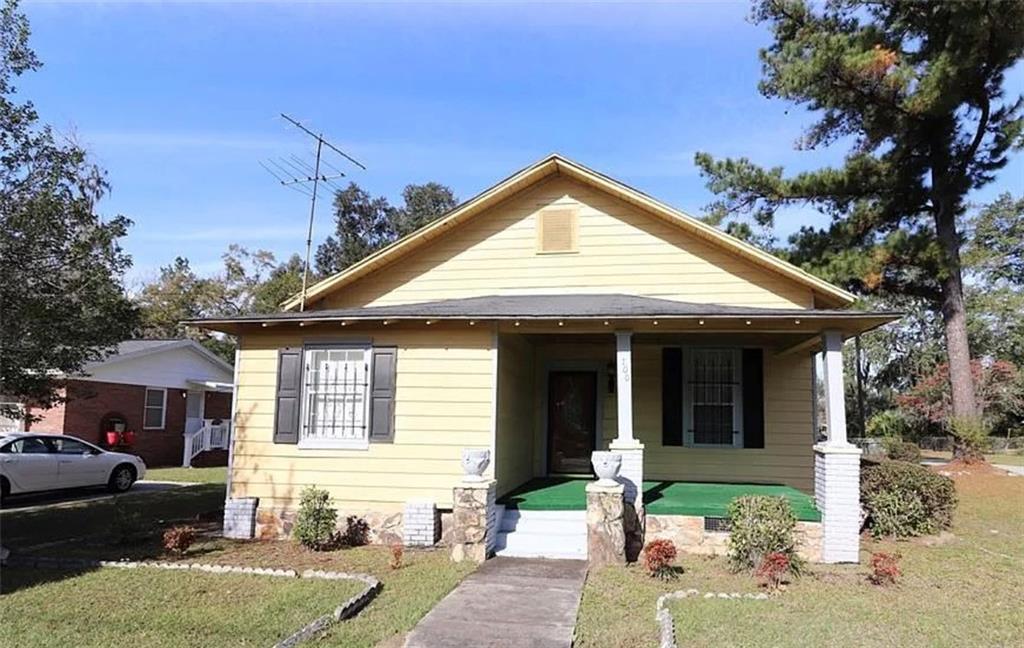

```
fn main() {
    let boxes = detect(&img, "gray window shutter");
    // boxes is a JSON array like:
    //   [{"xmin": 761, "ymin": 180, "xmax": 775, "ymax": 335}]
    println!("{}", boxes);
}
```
[
  {"xmin": 662, "ymin": 347, "xmax": 683, "ymax": 446},
  {"xmin": 369, "ymin": 346, "xmax": 397, "ymax": 443},
  {"xmin": 273, "ymin": 348, "xmax": 302, "ymax": 444}
]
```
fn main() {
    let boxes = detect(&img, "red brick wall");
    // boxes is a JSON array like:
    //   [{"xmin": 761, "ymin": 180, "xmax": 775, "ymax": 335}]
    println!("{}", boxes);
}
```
[
  {"xmin": 31, "ymin": 380, "xmax": 187, "ymax": 468},
  {"xmin": 26, "ymin": 388, "xmax": 68, "ymax": 433},
  {"xmin": 204, "ymin": 391, "xmax": 231, "ymax": 420}
]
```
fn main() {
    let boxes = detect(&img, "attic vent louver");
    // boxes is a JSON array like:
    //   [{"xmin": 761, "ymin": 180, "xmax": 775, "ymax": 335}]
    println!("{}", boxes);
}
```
[{"xmin": 537, "ymin": 208, "xmax": 578, "ymax": 253}]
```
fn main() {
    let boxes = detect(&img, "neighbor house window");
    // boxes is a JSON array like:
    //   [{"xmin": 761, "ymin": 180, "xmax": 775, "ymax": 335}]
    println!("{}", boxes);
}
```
[
  {"xmin": 143, "ymin": 387, "xmax": 167, "ymax": 429},
  {"xmin": 683, "ymin": 348, "xmax": 743, "ymax": 448},
  {"xmin": 299, "ymin": 346, "xmax": 371, "ymax": 448}
]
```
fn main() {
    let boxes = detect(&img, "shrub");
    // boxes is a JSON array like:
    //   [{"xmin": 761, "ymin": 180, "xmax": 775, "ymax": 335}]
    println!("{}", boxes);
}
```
[
  {"xmin": 643, "ymin": 538, "xmax": 679, "ymax": 580},
  {"xmin": 162, "ymin": 525, "xmax": 197, "ymax": 556},
  {"xmin": 389, "ymin": 543, "xmax": 404, "ymax": 570},
  {"xmin": 726, "ymin": 496, "xmax": 803, "ymax": 574},
  {"xmin": 293, "ymin": 486, "xmax": 338, "ymax": 551},
  {"xmin": 949, "ymin": 416, "xmax": 989, "ymax": 460},
  {"xmin": 868, "ymin": 552, "xmax": 901, "ymax": 586},
  {"xmin": 867, "ymin": 410, "xmax": 913, "ymax": 440},
  {"xmin": 883, "ymin": 439, "xmax": 922, "ymax": 463},
  {"xmin": 339, "ymin": 515, "xmax": 370, "ymax": 548},
  {"xmin": 755, "ymin": 551, "xmax": 791, "ymax": 592},
  {"xmin": 861, "ymin": 461, "xmax": 956, "ymax": 538}
]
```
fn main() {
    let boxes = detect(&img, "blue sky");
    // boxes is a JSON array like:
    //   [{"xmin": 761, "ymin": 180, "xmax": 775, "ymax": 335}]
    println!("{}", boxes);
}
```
[{"xmin": 20, "ymin": 1, "xmax": 1024, "ymax": 287}]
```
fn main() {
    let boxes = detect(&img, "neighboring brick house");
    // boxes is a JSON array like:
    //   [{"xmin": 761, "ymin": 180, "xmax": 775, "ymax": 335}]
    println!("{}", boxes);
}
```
[{"xmin": 16, "ymin": 340, "xmax": 234, "ymax": 468}]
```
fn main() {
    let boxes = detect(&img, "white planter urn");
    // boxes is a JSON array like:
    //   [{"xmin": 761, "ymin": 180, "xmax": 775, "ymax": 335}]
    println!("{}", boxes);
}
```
[
  {"xmin": 591, "ymin": 451, "xmax": 622, "ymax": 487},
  {"xmin": 461, "ymin": 448, "xmax": 491, "ymax": 483}
]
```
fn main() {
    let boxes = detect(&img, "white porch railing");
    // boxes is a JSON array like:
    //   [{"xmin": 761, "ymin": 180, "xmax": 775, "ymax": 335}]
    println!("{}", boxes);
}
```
[{"xmin": 182, "ymin": 418, "xmax": 231, "ymax": 468}]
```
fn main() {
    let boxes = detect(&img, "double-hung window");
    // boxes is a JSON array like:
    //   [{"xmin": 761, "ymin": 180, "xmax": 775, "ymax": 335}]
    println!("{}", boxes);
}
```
[
  {"xmin": 299, "ymin": 345, "xmax": 371, "ymax": 448},
  {"xmin": 143, "ymin": 388, "xmax": 167, "ymax": 429},
  {"xmin": 683, "ymin": 348, "xmax": 743, "ymax": 448}
]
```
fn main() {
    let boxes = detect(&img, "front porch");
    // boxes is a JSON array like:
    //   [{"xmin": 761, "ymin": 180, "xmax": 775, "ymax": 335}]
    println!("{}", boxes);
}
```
[{"xmin": 499, "ymin": 477, "xmax": 821, "ymax": 522}]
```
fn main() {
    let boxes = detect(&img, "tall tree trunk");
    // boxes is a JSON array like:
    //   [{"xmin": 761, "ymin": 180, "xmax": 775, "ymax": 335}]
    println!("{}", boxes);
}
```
[{"xmin": 933, "ymin": 192, "xmax": 980, "ymax": 459}]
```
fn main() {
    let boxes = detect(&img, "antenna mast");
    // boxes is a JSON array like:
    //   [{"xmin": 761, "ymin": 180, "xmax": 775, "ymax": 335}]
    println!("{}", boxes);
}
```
[{"xmin": 263, "ymin": 113, "xmax": 366, "ymax": 311}]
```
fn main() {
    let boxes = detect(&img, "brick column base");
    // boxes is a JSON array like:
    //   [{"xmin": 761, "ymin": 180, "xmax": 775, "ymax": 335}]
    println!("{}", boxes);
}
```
[
  {"xmin": 586, "ymin": 482, "xmax": 626, "ymax": 567},
  {"xmin": 403, "ymin": 499, "xmax": 438, "ymax": 547},
  {"xmin": 450, "ymin": 480, "xmax": 496, "ymax": 563},
  {"xmin": 814, "ymin": 444, "xmax": 862, "ymax": 563},
  {"xmin": 223, "ymin": 497, "xmax": 258, "ymax": 539}
]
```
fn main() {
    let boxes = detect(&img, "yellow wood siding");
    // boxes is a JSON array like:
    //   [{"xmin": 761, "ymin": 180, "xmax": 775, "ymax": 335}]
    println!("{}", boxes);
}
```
[
  {"xmin": 319, "ymin": 176, "xmax": 813, "ymax": 310},
  {"xmin": 494, "ymin": 334, "xmax": 535, "ymax": 496},
  {"xmin": 230, "ymin": 327, "xmax": 494, "ymax": 513}
]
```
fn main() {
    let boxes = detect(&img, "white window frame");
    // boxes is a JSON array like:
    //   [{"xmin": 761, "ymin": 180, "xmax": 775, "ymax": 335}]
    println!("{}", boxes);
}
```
[
  {"xmin": 682, "ymin": 347, "xmax": 744, "ymax": 449},
  {"xmin": 143, "ymin": 387, "xmax": 168, "ymax": 430},
  {"xmin": 297, "ymin": 344, "xmax": 372, "ymax": 450}
]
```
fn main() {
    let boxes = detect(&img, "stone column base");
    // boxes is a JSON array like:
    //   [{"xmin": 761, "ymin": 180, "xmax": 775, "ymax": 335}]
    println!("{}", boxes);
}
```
[
  {"xmin": 609, "ymin": 442, "xmax": 645, "ymax": 561},
  {"xmin": 450, "ymin": 480, "xmax": 496, "ymax": 563},
  {"xmin": 586, "ymin": 482, "xmax": 626, "ymax": 567}
]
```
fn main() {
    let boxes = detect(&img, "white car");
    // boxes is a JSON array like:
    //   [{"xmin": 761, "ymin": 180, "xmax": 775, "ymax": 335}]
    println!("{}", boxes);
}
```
[{"xmin": 0, "ymin": 433, "xmax": 147, "ymax": 500}]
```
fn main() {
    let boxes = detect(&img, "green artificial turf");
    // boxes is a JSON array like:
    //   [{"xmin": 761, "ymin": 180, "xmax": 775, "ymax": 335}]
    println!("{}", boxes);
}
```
[{"xmin": 499, "ymin": 477, "xmax": 821, "ymax": 521}]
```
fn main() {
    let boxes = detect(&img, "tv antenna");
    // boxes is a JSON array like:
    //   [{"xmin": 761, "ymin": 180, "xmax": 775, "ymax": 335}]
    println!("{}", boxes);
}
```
[{"xmin": 260, "ymin": 113, "xmax": 366, "ymax": 311}]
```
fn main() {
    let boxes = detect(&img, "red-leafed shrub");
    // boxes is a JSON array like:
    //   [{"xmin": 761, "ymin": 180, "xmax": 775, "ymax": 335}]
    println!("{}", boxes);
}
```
[
  {"xmin": 162, "ymin": 525, "xmax": 197, "ymax": 556},
  {"xmin": 755, "ymin": 551, "xmax": 791, "ymax": 592},
  {"xmin": 643, "ymin": 539, "xmax": 679, "ymax": 580},
  {"xmin": 389, "ymin": 543, "xmax": 404, "ymax": 570},
  {"xmin": 869, "ymin": 552, "xmax": 901, "ymax": 586}
]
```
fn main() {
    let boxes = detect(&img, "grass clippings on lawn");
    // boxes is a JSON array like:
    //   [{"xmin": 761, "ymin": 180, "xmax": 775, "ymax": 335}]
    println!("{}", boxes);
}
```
[
  {"xmin": 576, "ymin": 470, "xmax": 1024, "ymax": 648},
  {"xmin": 0, "ymin": 567, "xmax": 364, "ymax": 648}
]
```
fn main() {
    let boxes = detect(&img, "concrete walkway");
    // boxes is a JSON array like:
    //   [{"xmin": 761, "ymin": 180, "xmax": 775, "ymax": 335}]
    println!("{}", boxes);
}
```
[{"xmin": 404, "ymin": 557, "xmax": 588, "ymax": 648}]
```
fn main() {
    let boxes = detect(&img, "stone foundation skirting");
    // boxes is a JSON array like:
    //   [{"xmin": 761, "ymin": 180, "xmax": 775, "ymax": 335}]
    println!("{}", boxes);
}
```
[
  {"xmin": 645, "ymin": 514, "xmax": 823, "ymax": 563},
  {"xmin": 254, "ymin": 507, "xmax": 454, "ymax": 546},
  {"xmin": 3, "ymin": 554, "xmax": 381, "ymax": 648}
]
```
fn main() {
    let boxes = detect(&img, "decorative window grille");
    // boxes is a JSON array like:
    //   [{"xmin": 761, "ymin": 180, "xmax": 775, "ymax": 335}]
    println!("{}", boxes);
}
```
[
  {"xmin": 300, "ymin": 347, "xmax": 371, "ymax": 446},
  {"xmin": 684, "ymin": 348, "xmax": 742, "ymax": 447}
]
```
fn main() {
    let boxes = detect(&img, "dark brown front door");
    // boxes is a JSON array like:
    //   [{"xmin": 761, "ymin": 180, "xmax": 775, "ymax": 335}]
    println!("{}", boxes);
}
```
[{"xmin": 547, "ymin": 370, "xmax": 598, "ymax": 474}]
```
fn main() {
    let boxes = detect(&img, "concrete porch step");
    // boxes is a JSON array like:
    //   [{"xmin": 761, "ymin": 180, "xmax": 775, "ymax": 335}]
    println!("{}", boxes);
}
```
[
  {"xmin": 499, "ymin": 509, "xmax": 586, "ymax": 534},
  {"xmin": 493, "ymin": 531, "xmax": 587, "ymax": 560},
  {"xmin": 493, "ymin": 508, "xmax": 587, "ymax": 559}
]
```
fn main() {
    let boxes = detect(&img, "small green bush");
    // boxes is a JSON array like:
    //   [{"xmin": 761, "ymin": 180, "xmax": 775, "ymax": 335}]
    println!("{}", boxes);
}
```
[
  {"xmin": 867, "ymin": 410, "xmax": 913, "ymax": 439},
  {"xmin": 861, "ymin": 461, "xmax": 956, "ymax": 538},
  {"xmin": 884, "ymin": 439, "xmax": 922, "ymax": 463},
  {"xmin": 949, "ymin": 416, "xmax": 989, "ymax": 458},
  {"xmin": 726, "ymin": 496, "xmax": 803, "ymax": 574},
  {"xmin": 293, "ymin": 486, "xmax": 338, "ymax": 551}
]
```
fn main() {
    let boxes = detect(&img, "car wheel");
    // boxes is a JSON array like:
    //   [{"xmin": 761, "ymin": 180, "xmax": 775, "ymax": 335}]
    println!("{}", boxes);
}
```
[
  {"xmin": 108, "ymin": 464, "xmax": 136, "ymax": 493},
  {"xmin": 0, "ymin": 477, "xmax": 9, "ymax": 502}
]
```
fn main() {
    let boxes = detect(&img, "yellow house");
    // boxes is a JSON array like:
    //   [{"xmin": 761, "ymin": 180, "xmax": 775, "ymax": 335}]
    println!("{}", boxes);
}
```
[{"xmin": 191, "ymin": 154, "xmax": 896, "ymax": 563}]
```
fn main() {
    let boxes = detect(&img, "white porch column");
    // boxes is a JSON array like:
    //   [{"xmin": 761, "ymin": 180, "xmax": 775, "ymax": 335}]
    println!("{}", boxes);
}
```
[
  {"xmin": 610, "ymin": 331, "xmax": 643, "ymax": 509},
  {"xmin": 813, "ymin": 329, "xmax": 862, "ymax": 563}
]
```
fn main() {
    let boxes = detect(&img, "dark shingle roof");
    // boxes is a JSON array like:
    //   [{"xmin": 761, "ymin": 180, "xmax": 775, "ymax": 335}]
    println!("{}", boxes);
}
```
[{"xmin": 184, "ymin": 294, "xmax": 900, "ymax": 324}]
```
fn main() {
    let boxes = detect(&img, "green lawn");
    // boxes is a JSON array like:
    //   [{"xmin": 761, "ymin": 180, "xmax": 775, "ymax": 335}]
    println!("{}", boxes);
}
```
[
  {"xmin": 0, "ymin": 483, "xmax": 226, "ymax": 548},
  {"xmin": 1, "ymin": 480, "xmax": 473, "ymax": 648},
  {"xmin": 145, "ymin": 466, "xmax": 228, "ymax": 484},
  {"xmin": 0, "ymin": 567, "xmax": 363, "ymax": 648},
  {"xmin": 577, "ymin": 470, "xmax": 1024, "ymax": 647}
]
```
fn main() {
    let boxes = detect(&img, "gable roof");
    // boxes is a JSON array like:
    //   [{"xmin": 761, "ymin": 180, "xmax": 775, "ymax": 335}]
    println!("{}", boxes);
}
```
[
  {"xmin": 284, "ymin": 154, "xmax": 856, "ymax": 311},
  {"xmin": 85, "ymin": 339, "xmax": 233, "ymax": 374}
]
